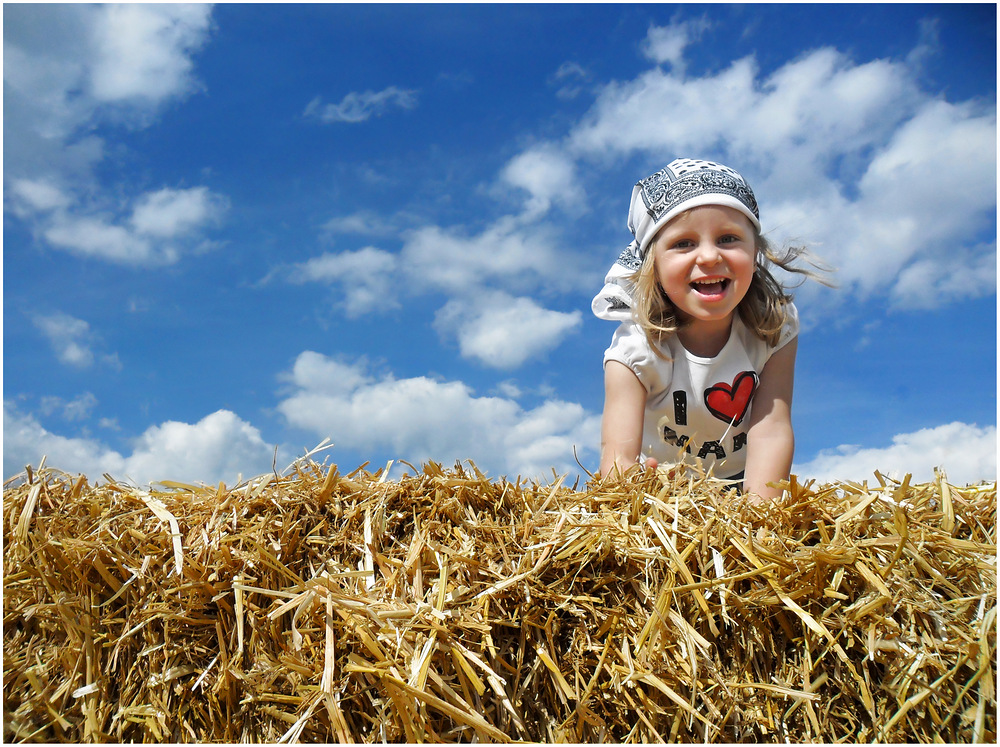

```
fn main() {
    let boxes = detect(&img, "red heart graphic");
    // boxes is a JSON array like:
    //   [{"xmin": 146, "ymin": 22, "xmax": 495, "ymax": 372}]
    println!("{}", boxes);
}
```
[{"xmin": 704, "ymin": 371, "xmax": 759, "ymax": 426}]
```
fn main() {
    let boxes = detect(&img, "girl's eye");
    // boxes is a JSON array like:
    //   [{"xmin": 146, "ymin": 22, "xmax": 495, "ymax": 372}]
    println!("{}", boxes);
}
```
[
  {"xmin": 671, "ymin": 239, "xmax": 695, "ymax": 250},
  {"xmin": 719, "ymin": 234, "xmax": 739, "ymax": 244}
]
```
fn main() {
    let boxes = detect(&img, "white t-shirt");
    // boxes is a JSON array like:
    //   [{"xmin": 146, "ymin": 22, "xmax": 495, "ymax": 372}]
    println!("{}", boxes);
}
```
[{"xmin": 603, "ymin": 304, "xmax": 798, "ymax": 479}]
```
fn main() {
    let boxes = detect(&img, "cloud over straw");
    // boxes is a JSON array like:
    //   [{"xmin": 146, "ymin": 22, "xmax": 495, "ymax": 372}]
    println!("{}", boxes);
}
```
[
  {"xmin": 3, "ymin": 404, "xmax": 275, "ymax": 488},
  {"xmin": 794, "ymin": 422, "xmax": 997, "ymax": 486},
  {"xmin": 276, "ymin": 352, "xmax": 601, "ymax": 478}
]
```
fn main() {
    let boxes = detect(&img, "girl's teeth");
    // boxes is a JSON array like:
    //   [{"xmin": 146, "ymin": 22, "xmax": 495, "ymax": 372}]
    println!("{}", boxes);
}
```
[{"xmin": 692, "ymin": 280, "xmax": 727, "ymax": 294}]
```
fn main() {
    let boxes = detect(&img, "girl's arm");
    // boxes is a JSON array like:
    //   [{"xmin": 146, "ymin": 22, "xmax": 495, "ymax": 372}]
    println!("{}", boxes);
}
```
[
  {"xmin": 743, "ymin": 337, "xmax": 798, "ymax": 500},
  {"xmin": 600, "ymin": 360, "xmax": 651, "ymax": 477}
]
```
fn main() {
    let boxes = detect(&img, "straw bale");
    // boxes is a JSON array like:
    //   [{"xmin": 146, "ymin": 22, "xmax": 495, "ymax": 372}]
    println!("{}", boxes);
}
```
[{"xmin": 3, "ymin": 459, "xmax": 996, "ymax": 743}]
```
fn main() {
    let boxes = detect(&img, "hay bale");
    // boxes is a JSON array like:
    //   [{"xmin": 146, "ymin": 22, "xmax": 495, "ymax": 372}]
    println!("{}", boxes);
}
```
[{"xmin": 3, "ymin": 459, "xmax": 996, "ymax": 743}]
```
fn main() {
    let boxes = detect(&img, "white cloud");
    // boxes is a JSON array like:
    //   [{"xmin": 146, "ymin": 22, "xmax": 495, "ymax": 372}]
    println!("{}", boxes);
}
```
[
  {"xmin": 290, "ymin": 247, "xmax": 401, "ymax": 317},
  {"xmin": 281, "ymin": 230, "xmax": 586, "ymax": 367},
  {"xmin": 494, "ymin": 380, "xmax": 523, "ymax": 399},
  {"xmin": 38, "ymin": 392, "xmax": 99, "ymax": 422},
  {"xmin": 888, "ymin": 245, "xmax": 996, "ymax": 310},
  {"xmin": 280, "ymin": 352, "xmax": 375, "ymax": 398},
  {"xmin": 434, "ymin": 292, "xmax": 582, "ymax": 369},
  {"xmin": 641, "ymin": 17, "xmax": 710, "ymax": 73},
  {"xmin": 321, "ymin": 211, "xmax": 401, "ymax": 237},
  {"xmin": 289, "ymin": 203, "xmax": 590, "ymax": 368},
  {"xmin": 32, "ymin": 312, "xmax": 113, "ymax": 368},
  {"xmin": 4, "ymin": 3, "xmax": 213, "ymax": 169},
  {"xmin": 3, "ymin": 4, "xmax": 99, "ymax": 143},
  {"xmin": 87, "ymin": 3, "xmax": 212, "ymax": 106},
  {"xmin": 566, "ymin": 56, "xmax": 758, "ymax": 159},
  {"xmin": 27, "ymin": 185, "xmax": 228, "ymax": 266},
  {"xmin": 501, "ymin": 146, "xmax": 584, "ymax": 216},
  {"xmin": 277, "ymin": 352, "xmax": 601, "ymax": 478},
  {"xmin": 3, "ymin": 4, "xmax": 223, "ymax": 267},
  {"xmin": 3, "ymin": 403, "xmax": 275, "ymax": 486},
  {"xmin": 793, "ymin": 422, "xmax": 997, "ymax": 486},
  {"xmin": 43, "ymin": 214, "xmax": 159, "ymax": 264},
  {"xmin": 123, "ymin": 411, "xmax": 275, "ymax": 486},
  {"xmin": 567, "ymin": 45, "xmax": 921, "ymax": 171},
  {"xmin": 5, "ymin": 178, "xmax": 73, "ymax": 215},
  {"xmin": 550, "ymin": 61, "xmax": 589, "ymax": 100},
  {"xmin": 130, "ymin": 186, "xmax": 227, "ymax": 239},
  {"xmin": 4, "ymin": 402, "xmax": 127, "ymax": 481},
  {"xmin": 853, "ymin": 99, "xmax": 996, "ymax": 307},
  {"xmin": 304, "ymin": 86, "xmax": 419, "ymax": 124},
  {"xmin": 400, "ymin": 217, "xmax": 586, "ymax": 296}
]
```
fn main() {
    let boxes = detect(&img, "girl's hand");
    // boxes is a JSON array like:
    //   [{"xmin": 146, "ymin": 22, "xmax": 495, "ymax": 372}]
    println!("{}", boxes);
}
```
[{"xmin": 604, "ymin": 455, "xmax": 659, "ymax": 480}]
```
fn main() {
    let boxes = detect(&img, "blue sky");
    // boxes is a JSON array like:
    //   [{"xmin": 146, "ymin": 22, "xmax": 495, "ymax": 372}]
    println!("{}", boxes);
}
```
[{"xmin": 3, "ymin": 3, "xmax": 997, "ymax": 487}]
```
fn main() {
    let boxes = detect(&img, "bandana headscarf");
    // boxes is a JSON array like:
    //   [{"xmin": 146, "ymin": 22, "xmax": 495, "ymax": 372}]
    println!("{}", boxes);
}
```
[{"xmin": 592, "ymin": 158, "xmax": 760, "ymax": 321}]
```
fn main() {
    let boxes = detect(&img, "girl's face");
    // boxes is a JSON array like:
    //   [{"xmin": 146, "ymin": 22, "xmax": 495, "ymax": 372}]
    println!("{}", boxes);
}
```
[{"xmin": 651, "ymin": 204, "xmax": 757, "ymax": 337}]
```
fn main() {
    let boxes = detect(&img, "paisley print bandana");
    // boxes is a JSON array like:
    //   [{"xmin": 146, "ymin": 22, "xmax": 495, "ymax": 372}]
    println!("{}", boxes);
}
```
[{"xmin": 592, "ymin": 158, "xmax": 760, "ymax": 322}]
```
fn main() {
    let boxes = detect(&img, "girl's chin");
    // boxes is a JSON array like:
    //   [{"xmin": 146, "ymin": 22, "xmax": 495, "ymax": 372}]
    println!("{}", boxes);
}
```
[
  {"xmin": 676, "ymin": 309, "xmax": 737, "ymax": 327},
  {"xmin": 679, "ymin": 295, "xmax": 738, "ymax": 316}
]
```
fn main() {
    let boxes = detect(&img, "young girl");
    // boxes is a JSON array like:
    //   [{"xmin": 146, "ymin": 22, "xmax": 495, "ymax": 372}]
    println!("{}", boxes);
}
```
[{"xmin": 593, "ymin": 158, "xmax": 819, "ymax": 499}]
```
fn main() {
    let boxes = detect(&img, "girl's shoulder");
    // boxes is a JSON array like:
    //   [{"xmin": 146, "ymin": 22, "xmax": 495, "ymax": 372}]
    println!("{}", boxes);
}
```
[
  {"xmin": 604, "ymin": 321, "xmax": 673, "ymax": 393},
  {"xmin": 735, "ymin": 301, "xmax": 799, "ymax": 364},
  {"xmin": 774, "ymin": 301, "xmax": 799, "ymax": 351}
]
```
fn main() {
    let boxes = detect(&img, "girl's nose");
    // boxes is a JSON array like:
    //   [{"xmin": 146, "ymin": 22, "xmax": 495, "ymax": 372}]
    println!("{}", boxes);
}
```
[{"xmin": 695, "ymin": 241, "xmax": 722, "ymax": 264}]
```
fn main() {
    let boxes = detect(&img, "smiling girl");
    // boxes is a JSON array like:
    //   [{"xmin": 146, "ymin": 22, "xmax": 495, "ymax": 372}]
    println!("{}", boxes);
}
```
[{"xmin": 593, "ymin": 158, "xmax": 824, "ymax": 499}]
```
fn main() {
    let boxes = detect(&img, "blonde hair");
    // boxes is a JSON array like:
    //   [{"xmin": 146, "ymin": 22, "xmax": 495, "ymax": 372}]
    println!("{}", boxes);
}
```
[{"xmin": 630, "ymin": 220, "xmax": 827, "ymax": 355}]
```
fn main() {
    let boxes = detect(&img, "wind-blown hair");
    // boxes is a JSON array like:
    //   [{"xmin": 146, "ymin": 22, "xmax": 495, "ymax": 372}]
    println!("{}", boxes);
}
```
[{"xmin": 630, "ymin": 220, "xmax": 828, "ymax": 355}]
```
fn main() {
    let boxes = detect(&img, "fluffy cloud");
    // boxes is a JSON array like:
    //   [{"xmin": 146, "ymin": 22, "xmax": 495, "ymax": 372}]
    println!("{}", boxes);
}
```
[
  {"xmin": 129, "ymin": 187, "xmax": 226, "ymax": 239},
  {"xmin": 3, "ymin": 4, "xmax": 224, "ymax": 267},
  {"xmin": 32, "ymin": 312, "xmax": 97, "ymax": 368},
  {"xmin": 550, "ymin": 61, "xmax": 589, "ymax": 100},
  {"xmin": 122, "ymin": 411, "xmax": 276, "ymax": 486},
  {"xmin": 321, "ymin": 211, "xmax": 403, "ymax": 238},
  {"xmin": 400, "ymin": 217, "xmax": 588, "ymax": 296},
  {"xmin": 277, "ymin": 352, "xmax": 601, "ymax": 478},
  {"xmin": 304, "ymin": 86, "xmax": 419, "ymax": 124},
  {"xmin": 401, "ymin": 219, "xmax": 589, "ymax": 363},
  {"xmin": 793, "ymin": 422, "xmax": 997, "ymax": 486},
  {"xmin": 566, "ymin": 42, "xmax": 921, "ymax": 164},
  {"xmin": 854, "ymin": 100, "xmax": 996, "ymax": 308},
  {"xmin": 4, "ymin": 3, "xmax": 213, "ymax": 173},
  {"xmin": 39, "ymin": 393, "xmax": 100, "ymax": 422},
  {"xmin": 3, "ymin": 404, "xmax": 275, "ymax": 486},
  {"xmin": 641, "ymin": 16, "xmax": 711, "ymax": 72},
  {"xmin": 4, "ymin": 178, "xmax": 72, "ymax": 215},
  {"xmin": 18, "ymin": 184, "xmax": 228, "ymax": 266},
  {"xmin": 285, "ymin": 217, "xmax": 589, "ymax": 366},
  {"xmin": 32, "ymin": 312, "xmax": 120, "ymax": 369},
  {"xmin": 434, "ymin": 292, "xmax": 582, "ymax": 369},
  {"xmin": 87, "ymin": 3, "xmax": 212, "ymax": 105},
  {"xmin": 4, "ymin": 403, "xmax": 127, "ymax": 481},
  {"xmin": 289, "ymin": 247, "xmax": 400, "ymax": 317},
  {"xmin": 500, "ymin": 146, "xmax": 584, "ymax": 216}
]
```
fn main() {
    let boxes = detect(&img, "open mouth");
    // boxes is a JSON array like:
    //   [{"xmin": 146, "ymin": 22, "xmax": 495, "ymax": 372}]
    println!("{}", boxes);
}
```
[{"xmin": 690, "ymin": 278, "xmax": 730, "ymax": 296}]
